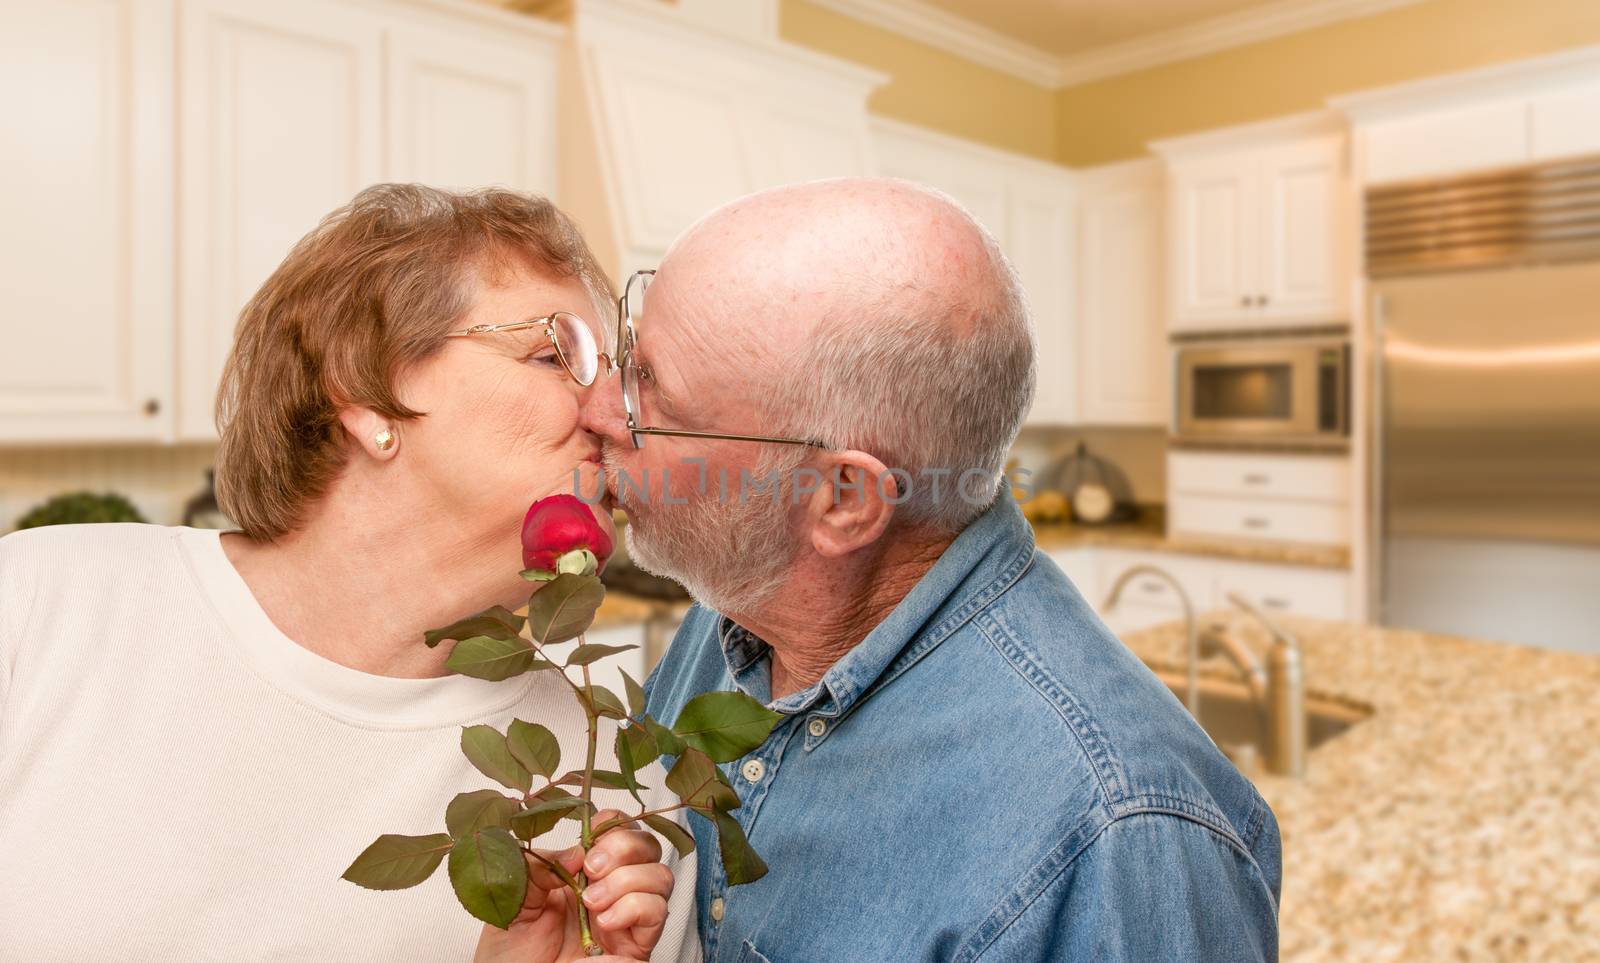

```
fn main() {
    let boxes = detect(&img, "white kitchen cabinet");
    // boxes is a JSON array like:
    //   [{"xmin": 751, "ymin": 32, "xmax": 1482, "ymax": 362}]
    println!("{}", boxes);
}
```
[
  {"xmin": 0, "ymin": 0, "xmax": 175, "ymax": 443},
  {"xmin": 1045, "ymin": 548, "xmax": 1098, "ymax": 604},
  {"xmin": 1528, "ymin": 79, "xmax": 1600, "ymax": 163},
  {"xmin": 1076, "ymin": 159, "xmax": 1167, "ymax": 426},
  {"xmin": 1008, "ymin": 170, "xmax": 1077, "ymax": 425},
  {"xmin": 870, "ymin": 119, "xmax": 1077, "ymax": 426},
  {"xmin": 1358, "ymin": 99, "xmax": 1526, "ymax": 185},
  {"xmin": 1257, "ymin": 135, "xmax": 1347, "ymax": 323},
  {"xmin": 1169, "ymin": 493, "xmax": 1350, "ymax": 546},
  {"xmin": 177, "ymin": 0, "xmax": 384, "ymax": 440},
  {"xmin": 1215, "ymin": 561, "xmax": 1350, "ymax": 621},
  {"xmin": 1336, "ymin": 47, "xmax": 1600, "ymax": 184},
  {"xmin": 1168, "ymin": 154, "xmax": 1255, "ymax": 326},
  {"xmin": 1158, "ymin": 113, "xmax": 1348, "ymax": 331},
  {"xmin": 386, "ymin": 24, "xmax": 560, "ymax": 194},
  {"xmin": 1168, "ymin": 450, "xmax": 1350, "ymax": 503}
]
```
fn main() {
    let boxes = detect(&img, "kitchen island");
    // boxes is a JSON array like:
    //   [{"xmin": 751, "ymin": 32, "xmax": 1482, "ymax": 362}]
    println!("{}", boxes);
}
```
[{"xmin": 1122, "ymin": 614, "xmax": 1600, "ymax": 961}]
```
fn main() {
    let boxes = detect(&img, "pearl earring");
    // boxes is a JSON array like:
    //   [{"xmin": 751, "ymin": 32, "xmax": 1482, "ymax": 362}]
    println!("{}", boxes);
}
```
[{"xmin": 374, "ymin": 428, "xmax": 395, "ymax": 451}]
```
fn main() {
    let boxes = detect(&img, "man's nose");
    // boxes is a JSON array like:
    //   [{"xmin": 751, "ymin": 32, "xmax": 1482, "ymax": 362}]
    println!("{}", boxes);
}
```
[{"xmin": 579, "ymin": 366, "xmax": 630, "ymax": 443}]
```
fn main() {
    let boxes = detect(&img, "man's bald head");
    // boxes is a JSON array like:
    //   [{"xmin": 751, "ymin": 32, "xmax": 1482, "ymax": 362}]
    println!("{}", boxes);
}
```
[{"xmin": 654, "ymin": 176, "xmax": 1036, "ymax": 533}]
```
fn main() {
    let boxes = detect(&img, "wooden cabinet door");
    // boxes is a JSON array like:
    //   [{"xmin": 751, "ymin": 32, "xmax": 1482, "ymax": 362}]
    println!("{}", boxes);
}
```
[
  {"xmin": 1169, "ymin": 153, "xmax": 1256, "ymax": 331},
  {"xmin": 0, "ymin": 0, "xmax": 175, "ymax": 443},
  {"xmin": 1257, "ymin": 135, "xmax": 1347, "ymax": 324},
  {"xmin": 178, "ymin": 0, "xmax": 383, "ymax": 440},
  {"xmin": 385, "ymin": 25, "xmax": 559, "ymax": 195},
  {"xmin": 1077, "ymin": 160, "xmax": 1167, "ymax": 426}
]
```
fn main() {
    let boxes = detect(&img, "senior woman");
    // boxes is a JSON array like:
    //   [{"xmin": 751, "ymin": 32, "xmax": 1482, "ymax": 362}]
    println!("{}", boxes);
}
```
[{"xmin": 0, "ymin": 185, "xmax": 696, "ymax": 962}]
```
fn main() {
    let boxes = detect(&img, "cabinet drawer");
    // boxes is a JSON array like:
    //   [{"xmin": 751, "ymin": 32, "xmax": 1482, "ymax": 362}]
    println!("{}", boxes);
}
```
[
  {"xmin": 1217, "ymin": 563, "xmax": 1351, "ymax": 620},
  {"xmin": 1170, "ymin": 493, "xmax": 1349, "ymax": 545},
  {"xmin": 1096, "ymin": 550, "xmax": 1215, "ymax": 612},
  {"xmin": 1169, "ymin": 451, "xmax": 1350, "ymax": 502}
]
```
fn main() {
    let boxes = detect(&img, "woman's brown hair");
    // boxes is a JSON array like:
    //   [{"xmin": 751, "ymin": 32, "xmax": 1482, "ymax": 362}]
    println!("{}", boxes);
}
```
[{"xmin": 214, "ymin": 184, "xmax": 613, "ymax": 541}]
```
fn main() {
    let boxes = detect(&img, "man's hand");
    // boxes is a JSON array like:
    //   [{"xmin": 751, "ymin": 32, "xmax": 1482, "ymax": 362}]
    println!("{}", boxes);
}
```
[{"xmin": 472, "ymin": 810, "xmax": 674, "ymax": 963}]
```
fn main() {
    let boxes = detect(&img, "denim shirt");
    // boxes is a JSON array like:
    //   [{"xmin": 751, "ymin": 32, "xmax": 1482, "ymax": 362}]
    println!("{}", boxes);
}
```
[{"xmin": 644, "ymin": 491, "xmax": 1282, "ymax": 962}]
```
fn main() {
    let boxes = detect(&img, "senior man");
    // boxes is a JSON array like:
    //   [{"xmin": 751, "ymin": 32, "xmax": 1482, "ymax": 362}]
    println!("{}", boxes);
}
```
[{"xmin": 582, "ymin": 178, "xmax": 1280, "ymax": 961}]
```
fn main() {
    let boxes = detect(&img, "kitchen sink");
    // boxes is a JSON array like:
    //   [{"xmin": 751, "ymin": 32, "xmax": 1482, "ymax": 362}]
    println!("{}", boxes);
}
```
[{"xmin": 1150, "ymin": 669, "xmax": 1372, "ymax": 773}]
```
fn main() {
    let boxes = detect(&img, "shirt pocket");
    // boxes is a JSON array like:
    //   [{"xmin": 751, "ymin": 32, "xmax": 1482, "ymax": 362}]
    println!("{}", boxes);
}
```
[{"xmin": 736, "ymin": 939, "xmax": 773, "ymax": 963}]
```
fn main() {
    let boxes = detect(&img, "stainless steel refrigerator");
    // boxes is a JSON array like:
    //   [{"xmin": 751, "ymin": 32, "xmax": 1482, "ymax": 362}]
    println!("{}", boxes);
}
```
[{"xmin": 1367, "ymin": 157, "xmax": 1600, "ymax": 655}]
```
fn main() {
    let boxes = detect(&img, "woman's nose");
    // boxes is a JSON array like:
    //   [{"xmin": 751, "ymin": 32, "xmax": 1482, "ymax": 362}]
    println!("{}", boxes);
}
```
[{"xmin": 578, "ymin": 366, "xmax": 629, "ymax": 443}]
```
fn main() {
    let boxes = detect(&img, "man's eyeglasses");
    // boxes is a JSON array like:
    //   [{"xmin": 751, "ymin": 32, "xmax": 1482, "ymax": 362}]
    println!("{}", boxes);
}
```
[
  {"xmin": 613, "ymin": 269, "xmax": 827, "ymax": 451},
  {"xmin": 444, "ymin": 311, "xmax": 604, "ymax": 387}
]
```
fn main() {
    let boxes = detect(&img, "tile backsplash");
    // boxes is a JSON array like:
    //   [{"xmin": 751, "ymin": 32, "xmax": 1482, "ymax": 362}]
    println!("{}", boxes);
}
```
[{"xmin": 0, "ymin": 444, "xmax": 220, "ymax": 533}]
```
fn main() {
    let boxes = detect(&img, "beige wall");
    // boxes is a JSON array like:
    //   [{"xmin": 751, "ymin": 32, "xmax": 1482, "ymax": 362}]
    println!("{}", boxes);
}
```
[
  {"xmin": 1054, "ymin": 0, "xmax": 1600, "ymax": 166},
  {"xmin": 779, "ymin": 0, "xmax": 1058, "ymax": 161}
]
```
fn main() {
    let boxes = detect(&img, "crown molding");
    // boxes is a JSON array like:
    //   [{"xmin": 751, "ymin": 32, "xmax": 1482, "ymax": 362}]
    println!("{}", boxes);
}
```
[
  {"xmin": 1055, "ymin": 0, "xmax": 1425, "ymax": 86},
  {"xmin": 805, "ymin": 0, "xmax": 1066, "ymax": 87},
  {"xmin": 810, "ymin": 0, "xmax": 1427, "ymax": 90}
]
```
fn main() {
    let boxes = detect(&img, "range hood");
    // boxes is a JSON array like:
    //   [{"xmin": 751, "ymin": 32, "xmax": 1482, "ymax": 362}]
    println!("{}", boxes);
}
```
[{"xmin": 545, "ymin": 0, "xmax": 887, "ymax": 281}]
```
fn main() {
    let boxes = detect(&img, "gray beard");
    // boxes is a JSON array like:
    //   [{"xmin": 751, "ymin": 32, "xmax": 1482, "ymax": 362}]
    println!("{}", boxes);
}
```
[{"xmin": 603, "ymin": 446, "xmax": 807, "ymax": 615}]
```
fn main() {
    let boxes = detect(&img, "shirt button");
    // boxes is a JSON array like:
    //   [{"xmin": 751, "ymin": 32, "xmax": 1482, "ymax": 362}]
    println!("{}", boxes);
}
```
[
  {"xmin": 741, "ymin": 759, "xmax": 765, "ymax": 783},
  {"xmin": 710, "ymin": 897, "xmax": 725, "ymax": 923},
  {"xmin": 808, "ymin": 717, "xmax": 827, "ymax": 738}
]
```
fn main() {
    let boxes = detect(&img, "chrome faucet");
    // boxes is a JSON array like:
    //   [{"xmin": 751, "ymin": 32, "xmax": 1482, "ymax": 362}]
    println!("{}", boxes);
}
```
[
  {"xmin": 1202, "ymin": 593, "xmax": 1307, "ymax": 777},
  {"xmin": 1103, "ymin": 565, "xmax": 1199, "ymax": 718}
]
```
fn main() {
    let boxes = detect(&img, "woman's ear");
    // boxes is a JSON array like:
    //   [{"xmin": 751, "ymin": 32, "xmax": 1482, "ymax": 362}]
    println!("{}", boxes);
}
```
[
  {"xmin": 803, "ymin": 449, "xmax": 898, "ymax": 558},
  {"xmin": 337, "ymin": 406, "xmax": 399, "ymax": 461}
]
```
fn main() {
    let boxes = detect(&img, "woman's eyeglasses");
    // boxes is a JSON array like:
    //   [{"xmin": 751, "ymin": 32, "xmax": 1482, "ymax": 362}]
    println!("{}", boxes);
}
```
[{"xmin": 444, "ymin": 311, "xmax": 605, "ymax": 387}]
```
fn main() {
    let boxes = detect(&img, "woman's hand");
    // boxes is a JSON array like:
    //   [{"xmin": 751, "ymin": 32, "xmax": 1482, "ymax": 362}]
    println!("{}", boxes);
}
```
[{"xmin": 472, "ymin": 811, "xmax": 674, "ymax": 963}]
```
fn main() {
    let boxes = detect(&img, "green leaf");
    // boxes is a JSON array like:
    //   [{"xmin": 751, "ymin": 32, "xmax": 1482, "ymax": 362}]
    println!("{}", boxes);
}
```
[
  {"xmin": 643, "ymin": 715, "xmax": 685, "ymax": 757},
  {"xmin": 526, "ymin": 574, "xmax": 606, "ymax": 645},
  {"xmin": 671, "ymin": 691, "xmax": 783, "ymax": 763},
  {"xmin": 341, "ymin": 833, "xmax": 453, "ymax": 890},
  {"xmin": 510, "ymin": 788, "xmax": 586, "ymax": 841},
  {"xmin": 712, "ymin": 810, "xmax": 768, "ymax": 885},
  {"xmin": 642, "ymin": 813, "xmax": 696, "ymax": 859},
  {"xmin": 520, "ymin": 568, "xmax": 558, "ymax": 582},
  {"xmin": 581, "ymin": 685, "xmax": 629, "ymax": 720},
  {"xmin": 448, "ymin": 828, "xmax": 528, "ymax": 929},
  {"xmin": 509, "ymin": 795, "xmax": 588, "ymax": 841},
  {"xmin": 424, "ymin": 606, "xmax": 525, "ymax": 649},
  {"xmin": 619, "ymin": 720, "xmax": 659, "ymax": 766},
  {"xmin": 565, "ymin": 642, "xmax": 639, "ymax": 666},
  {"xmin": 555, "ymin": 768, "xmax": 646, "ymax": 793},
  {"xmin": 445, "ymin": 635, "xmax": 542, "ymax": 681},
  {"xmin": 665, "ymin": 747, "xmax": 740, "ymax": 813},
  {"xmin": 506, "ymin": 720, "xmax": 561, "ymax": 779},
  {"xmin": 461, "ymin": 725, "xmax": 532, "ymax": 793},
  {"xmin": 621, "ymin": 670, "xmax": 647, "ymax": 718},
  {"xmin": 613, "ymin": 728, "xmax": 646, "ymax": 805},
  {"xmin": 445, "ymin": 790, "xmax": 522, "ymax": 838}
]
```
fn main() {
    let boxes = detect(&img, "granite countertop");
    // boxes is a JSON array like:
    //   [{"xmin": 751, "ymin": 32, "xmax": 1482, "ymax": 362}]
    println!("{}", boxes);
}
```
[
  {"xmin": 1030, "ymin": 506, "xmax": 1351, "ymax": 569},
  {"xmin": 1122, "ymin": 614, "xmax": 1600, "ymax": 961}
]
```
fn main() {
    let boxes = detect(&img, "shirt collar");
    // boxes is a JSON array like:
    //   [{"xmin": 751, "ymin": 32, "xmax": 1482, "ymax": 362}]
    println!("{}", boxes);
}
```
[{"xmin": 714, "ymin": 488, "xmax": 1036, "ymax": 720}]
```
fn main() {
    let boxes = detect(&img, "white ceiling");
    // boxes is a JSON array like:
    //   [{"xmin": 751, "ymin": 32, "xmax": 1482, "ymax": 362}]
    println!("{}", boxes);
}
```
[{"xmin": 919, "ymin": 0, "xmax": 1275, "ymax": 57}]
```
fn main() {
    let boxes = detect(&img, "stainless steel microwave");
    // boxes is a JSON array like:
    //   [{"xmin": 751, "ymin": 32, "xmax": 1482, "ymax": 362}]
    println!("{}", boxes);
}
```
[{"xmin": 1173, "ymin": 338, "xmax": 1349, "ymax": 448}]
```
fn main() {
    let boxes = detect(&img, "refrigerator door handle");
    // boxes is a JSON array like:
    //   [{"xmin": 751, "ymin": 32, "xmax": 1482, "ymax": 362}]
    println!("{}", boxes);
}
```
[{"xmin": 1369, "ymin": 292, "xmax": 1388, "ymax": 626}]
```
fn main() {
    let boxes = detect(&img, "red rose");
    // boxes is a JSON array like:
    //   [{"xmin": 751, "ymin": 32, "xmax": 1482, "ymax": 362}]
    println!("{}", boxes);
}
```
[{"xmin": 520, "ymin": 494, "xmax": 614, "ymax": 575}]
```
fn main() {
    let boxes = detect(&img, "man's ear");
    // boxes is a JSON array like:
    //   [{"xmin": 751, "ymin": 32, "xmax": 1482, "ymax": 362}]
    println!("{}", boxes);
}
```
[
  {"xmin": 337, "ymin": 405, "xmax": 400, "ymax": 461},
  {"xmin": 801, "ymin": 449, "xmax": 898, "ymax": 558}
]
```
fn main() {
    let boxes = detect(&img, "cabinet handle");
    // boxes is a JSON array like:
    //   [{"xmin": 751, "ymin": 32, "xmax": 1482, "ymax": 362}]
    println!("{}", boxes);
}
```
[
  {"xmin": 1261, "ymin": 596, "xmax": 1291, "ymax": 610},
  {"xmin": 1238, "ymin": 295, "xmax": 1251, "ymax": 308},
  {"xmin": 1258, "ymin": 294, "xmax": 1270, "ymax": 307},
  {"xmin": 142, "ymin": 398, "xmax": 161, "ymax": 417},
  {"xmin": 1243, "ymin": 516, "xmax": 1271, "ymax": 529},
  {"xmin": 1139, "ymin": 580, "xmax": 1166, "ymax": 595},
  {"xmin": 1242, "ymin": 473, "xmax": 1270, "ymax": 485}
]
